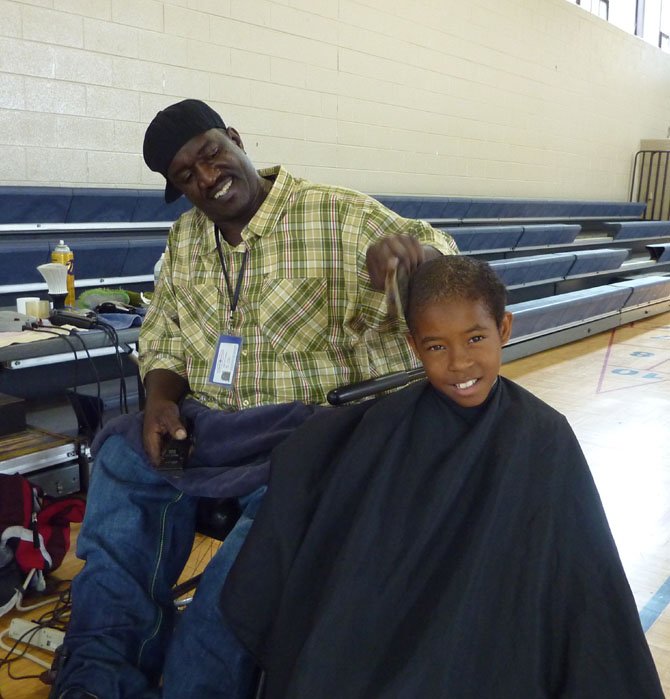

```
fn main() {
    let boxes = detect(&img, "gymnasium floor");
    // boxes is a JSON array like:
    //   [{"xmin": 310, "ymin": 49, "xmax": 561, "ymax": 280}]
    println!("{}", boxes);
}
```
[{"xmin": 1, "ymin": 310, "xmax": 669, "ymax": 697}]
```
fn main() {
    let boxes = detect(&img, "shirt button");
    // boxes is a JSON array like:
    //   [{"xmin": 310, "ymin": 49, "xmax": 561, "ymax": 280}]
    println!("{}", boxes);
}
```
[
  {"xmin": 243, "ymin": 400, "xmax": 250, "ymax": 407},
  {"xmin": 242, "ymin": 350, "xmax": 248, "ymax": 356}
]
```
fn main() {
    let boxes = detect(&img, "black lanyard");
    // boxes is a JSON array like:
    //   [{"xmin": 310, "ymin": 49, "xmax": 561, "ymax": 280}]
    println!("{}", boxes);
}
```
[{"xmin": 214, "ymin": 227, "xmax": 248, "ymax": 322}]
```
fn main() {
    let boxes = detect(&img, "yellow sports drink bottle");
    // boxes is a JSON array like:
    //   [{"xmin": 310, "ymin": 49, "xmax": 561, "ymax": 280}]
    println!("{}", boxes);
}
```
[{"xmin": 51, "ymin": 240, "xmax": 75, "ymax": 307}]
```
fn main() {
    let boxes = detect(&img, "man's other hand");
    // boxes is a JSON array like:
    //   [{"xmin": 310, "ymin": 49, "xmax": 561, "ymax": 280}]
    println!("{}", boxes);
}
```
[
  {"xmin": 143, "ymin": 397, "xmax": 188, "ymax": 466},
  {"xmin": 366, "ymin": 235, "xmax": 433, "ymax": 291}
]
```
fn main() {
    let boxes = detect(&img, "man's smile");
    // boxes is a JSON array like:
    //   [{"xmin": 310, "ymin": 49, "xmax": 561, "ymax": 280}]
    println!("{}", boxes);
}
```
[{"xmin": 212, "ymin": 178, "xmax": 233, "ymax": 199}]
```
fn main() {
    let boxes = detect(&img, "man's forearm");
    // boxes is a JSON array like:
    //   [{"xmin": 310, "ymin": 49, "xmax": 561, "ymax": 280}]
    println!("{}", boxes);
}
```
[{"xmin": 143, "ymin": 368, "xmax": 190, "ymax": 405}]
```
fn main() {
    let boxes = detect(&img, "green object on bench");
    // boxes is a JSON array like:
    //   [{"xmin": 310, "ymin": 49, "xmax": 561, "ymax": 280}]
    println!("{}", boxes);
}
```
[{"xmin": 77, "ymin": 288, "xmax": 130, "ymax": 310}]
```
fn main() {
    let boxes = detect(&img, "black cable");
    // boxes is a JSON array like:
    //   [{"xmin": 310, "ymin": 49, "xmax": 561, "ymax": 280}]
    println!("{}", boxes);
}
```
[
  {"xmin": 33, "ymin": 318, "xmax": 132, "ymax": 436},
  {"xmin": 96, "ymin": 323, "xmax": 122, "ymax": 411},
  {"xmin": 34, "ymin": 326, "xmax": 105, "ymax": 432},
  {"xmin": 108, "ymin": 326, "xmax": 129, "ymax": 414},
  {"xmin": 69, "ymin": 330, "xmax": 104, "ymax": 431},
  {"xmin": 1, "ymin": 579, "xmax": 73, "ymax": 682},
  {"xmin": 93, "ymin": 320, "xmax": 129, "ymax": 414},
  {"xmin": 29, "ymin": 328, "xmax": 80, "ymax": 393}
]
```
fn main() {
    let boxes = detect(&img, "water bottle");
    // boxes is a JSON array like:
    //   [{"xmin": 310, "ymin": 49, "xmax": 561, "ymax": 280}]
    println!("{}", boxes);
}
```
[{"xmin": 51, "ymin": 240, "xmax": 75, "ymax": 307}]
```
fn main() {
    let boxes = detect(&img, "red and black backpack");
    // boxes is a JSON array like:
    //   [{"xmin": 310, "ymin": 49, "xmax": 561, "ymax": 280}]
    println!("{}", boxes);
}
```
[{"xmin": 0, "ymin": 473, "xmax": 85, "ymax": 610}]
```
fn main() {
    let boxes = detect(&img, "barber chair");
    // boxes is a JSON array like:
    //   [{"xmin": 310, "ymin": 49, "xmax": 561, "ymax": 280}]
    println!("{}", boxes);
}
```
[{"xmin": 172, "ymin": 497, "xmax": 241, "ymax": 606}]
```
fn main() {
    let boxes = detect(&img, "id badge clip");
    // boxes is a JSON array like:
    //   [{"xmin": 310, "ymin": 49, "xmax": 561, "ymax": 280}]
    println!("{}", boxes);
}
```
[{"xmin": 209, "ymin": 335, "xmax": 242, "ymax": 387}]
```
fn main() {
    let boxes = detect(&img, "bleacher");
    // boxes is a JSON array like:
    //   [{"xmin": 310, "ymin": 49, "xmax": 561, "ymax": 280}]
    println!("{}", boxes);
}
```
[
  {"xmin": 0, "ymin": 188, "xmax": 188, "ymax": 305},
  {"xmin": 377, "ymin": 193, "xmax": 670, "ymax": 358},
  {"xmin": 1, "ymin": 186, "xmax": 669, "ymax": 362}
]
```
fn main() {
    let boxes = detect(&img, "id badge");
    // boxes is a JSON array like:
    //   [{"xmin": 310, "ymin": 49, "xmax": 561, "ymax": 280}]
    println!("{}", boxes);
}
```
[{"xmin": 209, "ymin": 335, "xmax": 242, "ymax": 387}]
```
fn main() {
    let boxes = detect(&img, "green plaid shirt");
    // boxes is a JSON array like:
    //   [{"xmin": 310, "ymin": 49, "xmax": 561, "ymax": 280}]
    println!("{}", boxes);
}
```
[{"xmin": 139, "ymin": 166, "xmax": 458, "ymax": 411}]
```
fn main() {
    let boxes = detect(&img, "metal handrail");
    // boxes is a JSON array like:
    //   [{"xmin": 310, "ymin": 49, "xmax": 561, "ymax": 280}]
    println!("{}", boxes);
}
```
[{"xmin": 630, "ymin": 150, "xmax": 670, "ymax": 220}]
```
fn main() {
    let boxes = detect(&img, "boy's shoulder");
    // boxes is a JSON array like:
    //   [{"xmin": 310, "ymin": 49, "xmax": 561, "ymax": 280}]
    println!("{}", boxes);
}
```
[{"xmin": 498, "ymin": 375, "xmax": 567, "ymax": 426}]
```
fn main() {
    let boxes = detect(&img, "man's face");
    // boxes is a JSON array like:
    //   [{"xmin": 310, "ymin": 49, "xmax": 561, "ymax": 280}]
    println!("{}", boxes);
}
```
[
  {"xmin": 167, "ymin": 127, "xmax": 264, "ymax": 230},
  {"xmin": 407, "ymin": 297, "xmax": 512, "ymax": 408}
]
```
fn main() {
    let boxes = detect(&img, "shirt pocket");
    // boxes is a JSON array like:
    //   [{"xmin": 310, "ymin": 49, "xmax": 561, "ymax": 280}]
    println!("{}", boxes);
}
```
[
  {"xmin": 174, "ymin": 283, "xmax": 223, "ymax": 359},
  {"xmin": 258, "ymin": 278, "xmax": 331, "ymax": 353}
]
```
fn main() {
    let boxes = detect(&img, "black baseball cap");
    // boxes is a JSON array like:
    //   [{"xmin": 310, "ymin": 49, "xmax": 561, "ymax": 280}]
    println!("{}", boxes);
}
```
[{"xmin": 143, "ymin": 99, "xmax": 227, "ymax": 203}]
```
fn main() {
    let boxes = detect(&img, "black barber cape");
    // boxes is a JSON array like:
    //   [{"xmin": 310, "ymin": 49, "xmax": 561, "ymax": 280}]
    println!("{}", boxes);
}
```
[{"xmin": 222, "ymin": 377, "xmax": 663, "ymax": 698}]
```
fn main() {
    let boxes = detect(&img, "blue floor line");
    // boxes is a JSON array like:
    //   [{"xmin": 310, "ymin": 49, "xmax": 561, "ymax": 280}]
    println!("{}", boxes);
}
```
[{"xmin": 639, "ymin": 575, "xmax": 670, "ymax": 632}]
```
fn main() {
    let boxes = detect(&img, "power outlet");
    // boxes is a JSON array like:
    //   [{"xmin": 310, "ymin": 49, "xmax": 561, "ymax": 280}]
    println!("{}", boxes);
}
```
[{"xmin": 7, "ymin": 618, "xmax": 64, "ymax": 653}]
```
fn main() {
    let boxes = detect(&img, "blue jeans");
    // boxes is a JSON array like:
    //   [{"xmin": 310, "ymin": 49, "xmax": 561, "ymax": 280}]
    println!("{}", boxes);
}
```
[{"xmin": 53, "ymin": 435, "xmax": 262, "ymax": 699}]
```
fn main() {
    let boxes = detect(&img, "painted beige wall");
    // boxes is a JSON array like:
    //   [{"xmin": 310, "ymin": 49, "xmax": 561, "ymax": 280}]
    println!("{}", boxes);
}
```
[{"xmin": 2, "ymin": 0, "xmax": 670, "ymax": 200}]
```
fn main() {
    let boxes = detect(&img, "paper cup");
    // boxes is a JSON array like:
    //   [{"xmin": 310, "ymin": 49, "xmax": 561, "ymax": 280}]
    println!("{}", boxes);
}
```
[
  {"xmin": 26, "ymin": 299, "xmax": 51, "ymax": 319},
  {"xmin": 17, "ymin": 296, "xmax": 40, "ymax": 314}
]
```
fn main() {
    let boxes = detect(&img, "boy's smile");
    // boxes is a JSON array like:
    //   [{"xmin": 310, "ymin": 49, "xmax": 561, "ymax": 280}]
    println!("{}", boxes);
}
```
[{"xmin": 407, "ymin": 297, "xmax": 512, "ymax": 408}]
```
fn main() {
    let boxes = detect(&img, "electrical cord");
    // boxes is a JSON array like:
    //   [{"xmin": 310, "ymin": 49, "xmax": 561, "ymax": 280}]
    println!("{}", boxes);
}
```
[
  {"xmin": 0, "ymin": 578, "xmax": 72, "ymax": 680},
  {"xmin": 32, "ymin": 326, "xmax": 104, "ymax": 433},
  {"xmin": 29, "ymin": 328, "xmax": 81, "ymax": 394},
  {"xmin": 30, "ymin": 316, "xmax": 133, "ymax": 442},
  {"xmin": 92, "ymin": 319, "xmax": 129, "ymax": 414},
  {"xmin": 68, "ymin": 329, "xmax": 104, "ymax": 431},
  {"xmin": 0, "ymin": 628, "xmax": 51, "ymax": 673},
  {"xmin": 16, "ymin": 570, "xmax": 62, "ymax": 613}
]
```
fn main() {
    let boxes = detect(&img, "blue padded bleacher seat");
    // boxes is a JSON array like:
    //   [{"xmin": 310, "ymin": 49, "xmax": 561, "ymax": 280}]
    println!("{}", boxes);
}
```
[
  {"xmin": 601, "ymin": 221, "xmax": 670, "ymax": 240},
  {"xmin": 415, "ymin": 198, "xmax": 472, "ymax": 220},
  {"xmin": 132, "ymin": 190, "xmax": 192, "ymax": 222},
  {"xmin": 560, "ymin": 200, "xmax": 644, "ymax": 218},
  {"xmin": 373, "ymin": 195, "xmax": 472, "ymax": 221},
  {"xmin": 121, "ymin": 238, "xmax": 166, "ymax": 276},
  {"xmin": 646, "ymin": 244, "xmax": 670, "ymax": 263},
  {"xmin": 0, "ymin": 186, "xmax": 73, "ymax": 224},
  {"xmin": 463, "ymin": 198, "xmax": 561, "ymax": 220},
  {"xmin": 566, "ymin": 248, "xmax": 629, "ymax": 276},
  {"xmin": 0, "ymin": 185, "xmax": 647, "ymax": 227},
  {"xmin": 515, "ymin": 224, "xmax": 581, "ymax": 248},
  {"xmin": 611, "ymin": 275, "xmax": 670, "ymax": 307},
  {"xmin": 442, "ymin": 225, "xmax": 523, "ymax": 253},
  {"xmin": 67, "ymin": 189, "xmax": 146, "ymax": 224},
  {"xmin": 0, "ymin": 240, "xmax": 51, "ymax": 284},
  {"xmin": 489, "ymin": 252, "xmax": 576, "ymax": 287},
  {"xmin": 57, "ymin": 239, "xmax": 129, "ymax": 280},
  {"xmin": 372, "ymin": 195, "xmax": 423, "ymax": 219},
  {"xmin": 442, "ymin": 223, "xmax": 582, "ymax": 254},
  {"xmin": 67, "ymin": 188, "xmax": 191, "ymax": 224},
  {"xmin": 0, "ymin": 186, "xmax": 190, "ymax": 226},
  {"xmin": 508, "ymin": 285, "xmax": 632, "ymax": 340},
  {"xmin": 459, "ymin": 198, "xmax": 644, "ymax": 221},
  {"xmin": 373, "ymin": 195, "xmax": 645, "ymax": 223}
]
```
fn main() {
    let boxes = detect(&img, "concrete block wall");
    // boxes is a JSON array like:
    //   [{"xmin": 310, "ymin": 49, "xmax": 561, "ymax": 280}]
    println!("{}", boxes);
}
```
[{"xmin": 1, "ymin": 0, "xmax": 670, "ymax": 200}]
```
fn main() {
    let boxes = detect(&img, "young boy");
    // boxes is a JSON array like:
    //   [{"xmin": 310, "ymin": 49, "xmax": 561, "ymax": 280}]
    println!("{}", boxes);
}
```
[{"xmin": 222, "ymin": 256, "xmax": 664, "ymax": 698}]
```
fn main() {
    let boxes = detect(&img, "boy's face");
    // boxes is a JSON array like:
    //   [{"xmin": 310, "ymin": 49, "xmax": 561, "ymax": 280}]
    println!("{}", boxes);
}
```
[{"xmin": 407, "ymin": 296, "xmax": 512, "ymax": 408}]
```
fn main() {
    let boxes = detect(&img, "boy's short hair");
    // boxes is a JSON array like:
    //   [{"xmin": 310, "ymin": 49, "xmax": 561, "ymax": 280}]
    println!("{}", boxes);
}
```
[{"xmin": 406, "ymin": 255, "xmax": 507, "ymax": 332}]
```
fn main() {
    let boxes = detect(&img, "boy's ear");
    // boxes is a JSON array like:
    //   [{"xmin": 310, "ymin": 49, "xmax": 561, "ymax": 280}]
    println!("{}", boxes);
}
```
[
  {"xmin": 499, "ymin": 312, "xmax": 513, "ymax": 345},
  {"xmin": 406, "ymin": 331, "xmax": 420, "ymax": 359}
]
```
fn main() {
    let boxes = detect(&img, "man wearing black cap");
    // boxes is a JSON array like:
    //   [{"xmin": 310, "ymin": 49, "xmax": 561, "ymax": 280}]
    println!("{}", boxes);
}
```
[{"xmin": 51, "ymin": 99, "xmax": 458, "ymax": 699}]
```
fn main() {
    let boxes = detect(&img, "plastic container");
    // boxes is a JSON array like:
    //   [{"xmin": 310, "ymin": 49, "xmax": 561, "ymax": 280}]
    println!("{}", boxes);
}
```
[
  {"xmin": 51, "ymin": 240, "xmax": 75, "ymax": 307},
  {"xmin": 154, "ymin": 252, "xmax": 165, "ymax": 287}
]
